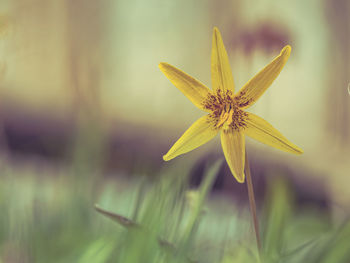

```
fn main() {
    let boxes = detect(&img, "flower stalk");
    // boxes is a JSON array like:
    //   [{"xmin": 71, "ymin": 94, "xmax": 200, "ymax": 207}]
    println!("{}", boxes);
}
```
[{"xmin": 244, "ymin": 151, "xmax": 262, "ymax": 254}]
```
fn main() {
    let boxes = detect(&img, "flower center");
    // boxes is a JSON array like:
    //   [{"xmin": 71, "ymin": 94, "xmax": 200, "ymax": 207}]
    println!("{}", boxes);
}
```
[{"xmin": 203, "ymin": 89, "xmax": 248, "ymax": 131}]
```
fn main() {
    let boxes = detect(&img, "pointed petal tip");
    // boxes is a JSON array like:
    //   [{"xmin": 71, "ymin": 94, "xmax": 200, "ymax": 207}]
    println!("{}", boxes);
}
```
[
  {"xmin": 290, "ymin": 144, "xmax": 304, "ymax": 155},
  {"xmin": 163, "ymin": 154, "xmax": 171, "ymax": 161},
  {"xmin": 295, "ymin": 147, "xmax": 304, "ymax": 155},
  {"xmin": 158, "ymin": 62, "xmax": 167, "ymax": 69},
  {"xmin": 281, "ymin": 45, "xmax": 291, "ymax": 57},
  {"xmin": 213, "ymin": 27, "xmax": 222, "ymax": 38},
  {"xmin": 235, "ymin": 173, "xmax": 245, "ymax": 184}
]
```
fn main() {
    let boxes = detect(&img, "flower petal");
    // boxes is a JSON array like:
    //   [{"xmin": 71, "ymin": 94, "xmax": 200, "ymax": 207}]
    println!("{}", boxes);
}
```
[
  {"xmin": 220, "ymin": 131, "xmax": 245, "ymax": 183},
  {"xmin": 163, "ymin": 115, "xmax": 218, "ymax": 161},
  {"xmin": 211, "ymin": 27, "xmax": 235, "ymax": 93},
  {"xmin": 235, "ymin": 45, "xmax": 291, "ymax": 109},
  {"xmin": 159, "ymin": 62, "xmax": 211, "ymax": 111},
  {"xmin": 244, "ymin": 112, "xmax": 303, "ymax": 154}
]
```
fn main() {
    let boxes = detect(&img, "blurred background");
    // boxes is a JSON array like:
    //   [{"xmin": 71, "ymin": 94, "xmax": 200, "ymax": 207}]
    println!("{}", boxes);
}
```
[{"xmin": 0, "ymin": 0, "xmax": 349, "ymax": 262}]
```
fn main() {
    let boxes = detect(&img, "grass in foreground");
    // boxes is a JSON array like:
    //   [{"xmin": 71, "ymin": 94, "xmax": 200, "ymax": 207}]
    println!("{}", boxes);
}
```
[{"xmin": 0, "ymin": 157, "xmax": 349, "ymax": 262}]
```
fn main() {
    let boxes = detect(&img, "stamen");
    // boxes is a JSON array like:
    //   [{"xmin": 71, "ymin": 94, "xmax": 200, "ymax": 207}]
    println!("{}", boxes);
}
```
[{"xmin": 203, "ymin": 88, "xmax": 248, "ymax": 131}]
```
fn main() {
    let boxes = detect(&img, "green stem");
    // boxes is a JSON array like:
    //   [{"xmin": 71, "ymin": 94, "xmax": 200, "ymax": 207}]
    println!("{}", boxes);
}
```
[{"xmin": 245, "ymin": 151, "xmax": 262, "ymax": 254}]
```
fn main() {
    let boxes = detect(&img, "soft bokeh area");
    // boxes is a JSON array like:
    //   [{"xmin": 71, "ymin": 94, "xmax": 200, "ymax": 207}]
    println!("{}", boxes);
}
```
[{"xmin": 0, "ymin": 0, "xmax": 349, "ymax": 262}]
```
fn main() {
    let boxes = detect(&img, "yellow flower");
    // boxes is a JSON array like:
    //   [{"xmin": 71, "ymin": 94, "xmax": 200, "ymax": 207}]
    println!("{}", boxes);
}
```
[{"xmin": 159, "ymin": 27, "xmax": 303, "ymax": 183}]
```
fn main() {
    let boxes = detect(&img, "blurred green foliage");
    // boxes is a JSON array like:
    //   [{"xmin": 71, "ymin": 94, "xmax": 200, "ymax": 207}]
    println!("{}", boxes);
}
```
[{"xmin": 0, "ymin": 154, "xmax": 350, "ymax": 262}]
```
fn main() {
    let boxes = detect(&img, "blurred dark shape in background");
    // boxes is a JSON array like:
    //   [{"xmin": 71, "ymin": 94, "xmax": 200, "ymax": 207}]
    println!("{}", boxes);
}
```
[
  {"xmin": 229, "ymin": 22, "xmax": 291, "ymax": 56},
  {"xmin": 190, "ymin": 151, "xmax": 330, "ymax": 215},
  {"xmin": 2, "ymin": 105, "xmax": 70, "ymax": 163}
]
